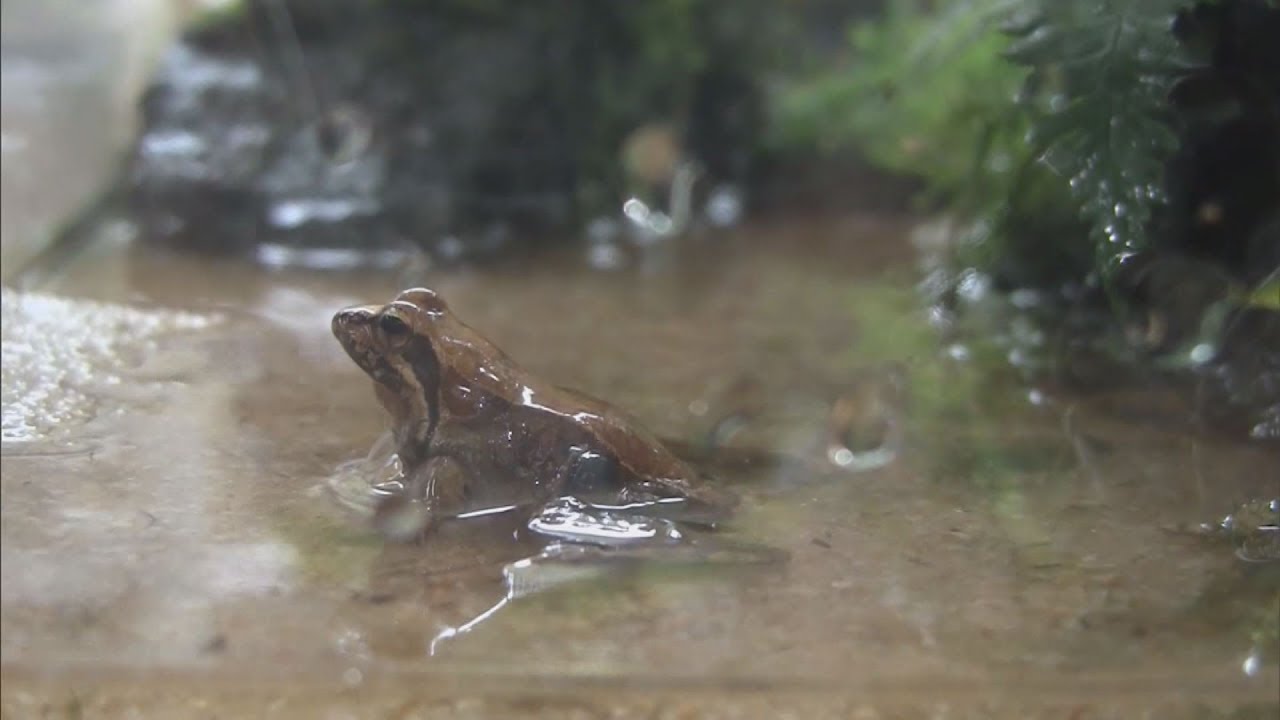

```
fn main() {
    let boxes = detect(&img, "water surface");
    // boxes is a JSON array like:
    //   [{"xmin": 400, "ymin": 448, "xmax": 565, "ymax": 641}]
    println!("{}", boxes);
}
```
[{"xmin": 2, "ymin": 214, "xmax": 1277, "ymax": 717}]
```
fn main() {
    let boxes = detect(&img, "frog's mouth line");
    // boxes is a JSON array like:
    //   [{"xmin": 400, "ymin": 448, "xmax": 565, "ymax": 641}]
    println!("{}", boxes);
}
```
[
  {"xmin": 333, "ymin": 323, "xmax": 383, "ymax": 377},
  {"xmin": 333, "ymin": 304, "xmax": 445, "ymax": 456},
  {"xmin": 383, "ymin": 346, "xmax": 440, "ymax": 449}
]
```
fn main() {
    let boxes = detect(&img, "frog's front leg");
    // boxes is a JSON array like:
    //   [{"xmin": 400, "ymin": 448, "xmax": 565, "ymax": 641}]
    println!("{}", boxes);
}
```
[{"xmin": 372, "ymin": 454, "xmax": 470, "ymax": 542}]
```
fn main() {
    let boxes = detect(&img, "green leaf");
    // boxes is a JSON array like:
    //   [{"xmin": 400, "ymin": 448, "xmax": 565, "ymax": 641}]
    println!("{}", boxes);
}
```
[{"xmin": 1007, "ymin": 0, "xmax": 1188, "ymax": 270}]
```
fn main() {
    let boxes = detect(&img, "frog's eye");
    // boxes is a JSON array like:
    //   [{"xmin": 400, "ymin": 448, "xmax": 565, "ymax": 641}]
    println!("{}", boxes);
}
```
[{"xmin": 378, "ymin": 313, "xmax": 410, "ymax": 337}]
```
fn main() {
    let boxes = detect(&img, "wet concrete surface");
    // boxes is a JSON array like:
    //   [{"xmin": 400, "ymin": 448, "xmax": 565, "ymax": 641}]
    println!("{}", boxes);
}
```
[{"xmin": 2, "ymin": 214, "xmax": 1278, "ymax": 717}]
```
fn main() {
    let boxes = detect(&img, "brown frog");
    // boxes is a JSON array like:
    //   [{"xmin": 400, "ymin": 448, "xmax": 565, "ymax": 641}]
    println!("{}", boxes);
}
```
[{"xmin": 332, "ymin": 287, "xmax": 738, "ymax": 541}]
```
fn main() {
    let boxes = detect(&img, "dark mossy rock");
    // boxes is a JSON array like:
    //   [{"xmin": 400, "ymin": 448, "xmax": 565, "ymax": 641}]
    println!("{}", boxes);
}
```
[
  {"xmin": 1157, "ymin": 0, "xmax": 1280, "ymax": 286},
  {"xmin": 126, "ymin": 0, "xmax": 788, "ymax": 263}
]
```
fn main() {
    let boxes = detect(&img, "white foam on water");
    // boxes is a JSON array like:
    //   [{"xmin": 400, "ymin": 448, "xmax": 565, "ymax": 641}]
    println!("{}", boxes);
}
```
[{"xmin": 1, "ymin": 288, "xmax": 221, "ymax": 443}]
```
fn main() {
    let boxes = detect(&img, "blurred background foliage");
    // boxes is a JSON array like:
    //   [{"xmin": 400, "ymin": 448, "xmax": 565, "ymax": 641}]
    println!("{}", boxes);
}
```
[
  {"xmin": 764, "ymin": 0, "xmax": 1278, "ymax": 438},
  {"xmin": 771, "ymin": 0, "xmax": 1279, "ymax": 299},
  {"xmin": 146, "ymin": 0, "xmax": 1280, "ymax": 347}
]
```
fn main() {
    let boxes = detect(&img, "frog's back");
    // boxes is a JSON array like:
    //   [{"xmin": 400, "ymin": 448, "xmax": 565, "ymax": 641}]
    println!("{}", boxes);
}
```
[
  {"xmin": 423, "ymin": 298, "xmax": 736, "ymax": 509},
  {"xmin": 540, "ymin": 384, "xmax": 739, "ymax": 510}
]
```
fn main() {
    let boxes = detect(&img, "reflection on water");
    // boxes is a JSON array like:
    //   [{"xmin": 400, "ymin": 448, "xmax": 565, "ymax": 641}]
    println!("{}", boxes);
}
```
[
  {"xmin": 527, "ymin": 497, "xmax": 685, "ymax": 547},
  {"xmin": 1193, "ymin": 498, "xmax": 1280, "ymax": 564},
  {"xmin": 1, "ymin": 215, "xmax": 1277, "ymax": 713},
  {"xmin": 429, "ymin": 542, "xmax": 654, "ymax": 655},
  {"xmin": 431, "ymin": 516, "xmax": 789, "ymax": 656}
]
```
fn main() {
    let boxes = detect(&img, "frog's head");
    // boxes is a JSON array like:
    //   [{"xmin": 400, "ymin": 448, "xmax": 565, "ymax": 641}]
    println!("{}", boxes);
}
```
[{"xmin": 332, "ymin": 288, "xmax": 449, "ymax": 451}]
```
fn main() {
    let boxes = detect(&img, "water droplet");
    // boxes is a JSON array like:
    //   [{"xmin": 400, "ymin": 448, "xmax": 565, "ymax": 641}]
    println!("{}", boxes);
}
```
[
  {"xmin": 927, "ymin": 306, "xmax": 952, "ymax": 329},
  {"xmin": 1242, "ymin": 652, "xmax": 1261, "ymax": 677},
  {"xmin": 342, "ymin": 667, "xmax": 363, "ymax": 687},
  {"xmin": 956, "ymin": 270, "xmax": 990, "ymax": 303},
  {"xmin": 622, "ymin": 198, "xmax": 650, "ymax": 224},
  {"xmin": 1189, "ymin": 343, "xmax": 1215, "ymax": 365},
  {"xmin": 1220, "ymin": 514, "xmax": 1237, "ymax": 532},
  {"xmin": 830, "ymin": 447, "xmax": 855, "ymax": 467}
]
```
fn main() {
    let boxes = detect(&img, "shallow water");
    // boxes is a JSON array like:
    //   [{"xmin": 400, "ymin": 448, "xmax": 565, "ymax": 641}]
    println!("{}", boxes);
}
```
[{"xmin": 2, "ymin": 213, "xmax": 1278, "ymax": 717}]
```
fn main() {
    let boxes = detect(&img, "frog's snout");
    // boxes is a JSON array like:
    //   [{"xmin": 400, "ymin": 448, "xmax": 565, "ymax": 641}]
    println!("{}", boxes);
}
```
[
  {"xmin": 332, "ymin": 305, "xmax": 376, "ymax": 339},
  {"xmin": 332, "ymin": 306, "xmax": 383, "ymax": 375}
]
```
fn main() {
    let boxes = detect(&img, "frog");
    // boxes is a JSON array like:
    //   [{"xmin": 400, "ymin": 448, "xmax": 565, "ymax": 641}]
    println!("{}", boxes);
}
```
[{"xmin": 331, "ymin": 287, "xmax": 739, "ymax": 542}]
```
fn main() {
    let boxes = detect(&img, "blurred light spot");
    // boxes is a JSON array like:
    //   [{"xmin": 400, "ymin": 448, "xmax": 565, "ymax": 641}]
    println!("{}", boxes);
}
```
[
  {"xmin": 255, "ymin": 244, "xmax": 405, "ymax": 271},
  {"xmin": 1009, "ymin": 289, "xmax": 1041, "ymax": 309},
  {"xmin": 1197, "ymin": 201, "xmax": 1224, "ymax": 225},
  {"xmin": 585, "ymin": 217, "xmax": 620, "ymax": 244},
  {"xmin": 705, "ymin": 184, "xmax": 744, "ymax": 227},
  {"xmin": 827, "ymin": 443, "xmax": 896, "ymax": 473},
  {"xmin": 586, "ymin": 242, "xmax": 626, "ymax": 271},
  {"xmin": 140, "ymin": 130, "xmax": 206, "ymax": 159},
  {"xmin": 927, "ymin": 306, "xmax": 952, "ymax": 329},
  {"xmin": 1, "ymin": 133, "xmax": 29, "ymax": 154},
  {"xmin": 647, "ymin": 212, "xmax": 674, "ymax": 237},
  {"xmin": 268, "ymin": 198, "xmax": 376, "ymax": 229},
  {"xmin": 1242, "ymin": 651, "xmax": 1261, "ymax": 677},
  {"xmin": 956, "ymin": 270, "xmax": 990, "ymax": 303},
  {"xmin": 436, "ymin": 235, "xmax": 465, "ymax": 261},
  {"xmin": 623, "ymin": 198, "xmax": 650, "ymax": 225},
  {"xmin": 830, "ymin": 447, "xmax": 855, "ymax": 467},
  {"xmin": 1189, "ymin": 343, "xmax": 1216, "ymax": 365}
]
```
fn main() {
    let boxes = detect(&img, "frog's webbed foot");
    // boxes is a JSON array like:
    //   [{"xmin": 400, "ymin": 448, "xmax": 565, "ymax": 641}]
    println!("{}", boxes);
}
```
[
  {"xmin": 615, "ymin": 481, "xmax": 736, "ymax": 528},
  {"xmin": 550, "ymin": 447, "xmax": 735, "ymax": 529},
  {"xmin": 372, "ymin": 455, "xmax": 470, "ymax": 542}
]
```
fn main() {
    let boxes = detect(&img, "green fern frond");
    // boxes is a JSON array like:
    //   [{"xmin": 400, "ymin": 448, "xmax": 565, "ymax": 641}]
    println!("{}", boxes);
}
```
[{"xmin": 1006, "ymin": 1, "xmax": 1188, "ymax": 272}]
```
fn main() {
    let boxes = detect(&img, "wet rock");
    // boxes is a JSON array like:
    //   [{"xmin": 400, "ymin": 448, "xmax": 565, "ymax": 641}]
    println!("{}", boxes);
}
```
[{"xmin": 125, "ymin": 0, "xmax": 780, "ymax": 264}]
